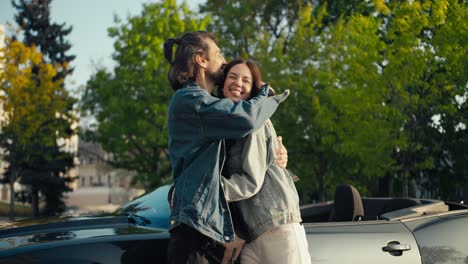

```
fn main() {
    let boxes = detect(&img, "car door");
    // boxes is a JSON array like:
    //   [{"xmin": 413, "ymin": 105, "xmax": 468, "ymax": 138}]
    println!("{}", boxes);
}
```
[{"xmin": 304, "ymin": 221, "xmax": 422, "ymax": 264}]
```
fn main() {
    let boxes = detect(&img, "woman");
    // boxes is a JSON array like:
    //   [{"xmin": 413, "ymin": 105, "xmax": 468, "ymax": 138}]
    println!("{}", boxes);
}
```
[{"xmin": 220, "ymin": 59, "xmax": 311, "ymax": 264}]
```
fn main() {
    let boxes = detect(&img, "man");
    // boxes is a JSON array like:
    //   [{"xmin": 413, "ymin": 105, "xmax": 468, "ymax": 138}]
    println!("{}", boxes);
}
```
[{"xmin": 164, "ymin": 31, "xmax": 289, "ymax": 263}]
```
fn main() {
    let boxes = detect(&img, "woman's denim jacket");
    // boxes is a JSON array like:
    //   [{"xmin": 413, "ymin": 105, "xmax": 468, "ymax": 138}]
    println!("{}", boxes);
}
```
[
  {"xmin": 167, "ymin": 81, "xmax": 289, "ymax": 243},
  {"xmin": 221, "ymin": 120, "xmax": 302, "ymax": 241}
]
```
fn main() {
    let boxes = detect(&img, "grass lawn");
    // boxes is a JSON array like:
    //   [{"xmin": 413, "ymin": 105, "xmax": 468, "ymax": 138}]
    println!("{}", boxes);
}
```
[{"xmin": 0, "ymin": 200, "xmax": 33, "ymax": 217}]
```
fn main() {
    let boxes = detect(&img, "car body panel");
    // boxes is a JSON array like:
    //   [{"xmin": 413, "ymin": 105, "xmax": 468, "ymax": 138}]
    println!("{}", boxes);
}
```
[
  {"xmin": 305, "ymin": 221, "xmax": 422, "ymax": 264},
  {"xmin": 407, "ymin": 212, "xmax": 468, "ymax": 264},
  {"xmin": 0, "ymin": 218, "xmax": 169, "ymax": 255},
  {"xmin": 115, "ymin": 185, "xmax": 171, "ymax": 230},
  {"xmin": 0, "ymin": 234, "xmax": 169, "ymax": 264}
]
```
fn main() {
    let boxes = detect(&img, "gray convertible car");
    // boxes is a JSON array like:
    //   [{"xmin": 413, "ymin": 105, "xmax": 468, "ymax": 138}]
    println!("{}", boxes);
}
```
[{"xmin": 0, "ymin": 184, "xmax": 467, "ymax": 264}]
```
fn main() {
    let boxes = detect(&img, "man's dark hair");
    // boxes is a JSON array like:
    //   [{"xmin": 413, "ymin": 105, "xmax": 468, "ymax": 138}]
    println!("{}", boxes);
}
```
[{"xmin": 164, "ymin": 31, "xmax": 217, "ymax": 91}]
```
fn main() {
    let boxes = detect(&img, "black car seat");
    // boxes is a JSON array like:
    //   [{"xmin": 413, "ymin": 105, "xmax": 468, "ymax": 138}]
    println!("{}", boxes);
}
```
[{"xmin": 329, "ymin": 184, "xmax": 364, "ymax": 222}]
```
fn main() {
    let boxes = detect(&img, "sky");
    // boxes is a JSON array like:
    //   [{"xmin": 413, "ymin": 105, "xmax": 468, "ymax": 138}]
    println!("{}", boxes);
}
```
[{"xmin": 0, "ymin": 0, "xmax": 204, "ymax": 96}]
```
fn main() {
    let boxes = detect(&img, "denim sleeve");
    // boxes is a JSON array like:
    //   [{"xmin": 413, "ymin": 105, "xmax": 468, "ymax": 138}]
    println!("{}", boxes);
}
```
[
  {"xmin": 198, "ymin": 86, "xmax": 289, "ymax": 140},
  {"xmin": 221, "ymin": 128, "xmax": 268, "ymax": 202}
]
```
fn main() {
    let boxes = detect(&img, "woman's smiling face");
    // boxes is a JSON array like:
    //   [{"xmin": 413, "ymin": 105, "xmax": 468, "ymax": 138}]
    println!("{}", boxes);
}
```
[{"xmin": 222, "ymin": 63, "xmax": 253, "ymax": 103}]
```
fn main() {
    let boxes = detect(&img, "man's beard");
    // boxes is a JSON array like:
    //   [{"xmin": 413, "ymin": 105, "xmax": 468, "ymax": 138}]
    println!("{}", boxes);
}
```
[{"xmin": 206, "ymin": 67, "xmax": 224, "ymax": 87}]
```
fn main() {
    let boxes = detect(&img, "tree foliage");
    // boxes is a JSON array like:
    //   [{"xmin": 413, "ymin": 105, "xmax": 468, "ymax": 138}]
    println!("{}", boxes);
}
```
[
  {"xmin": 12, "ymin": 0, "xmax": 75, "ymax": 81},
  {"xmin": 379, "ymin": 0, "xmax": 468, "ymax": 199},
  {"xmin": 80, "ymin": 0, "xmax": 211, "ymax": 190},
  {"xmin": 201, "ymin": 0, "xmax": 305, "ymax": 59},
  {"xmin": 0, "ymin": 37, "xmax": 76, "ymax": 218},
  {"xmin": 5, "ymin": 0, "xmax": 78, "ymax": 217}
]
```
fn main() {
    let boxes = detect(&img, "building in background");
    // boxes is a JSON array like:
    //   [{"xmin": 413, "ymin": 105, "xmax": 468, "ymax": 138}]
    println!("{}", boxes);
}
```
[{"xmin": 65, "ymin": 140, "xmax": 144, "ymax": 214}]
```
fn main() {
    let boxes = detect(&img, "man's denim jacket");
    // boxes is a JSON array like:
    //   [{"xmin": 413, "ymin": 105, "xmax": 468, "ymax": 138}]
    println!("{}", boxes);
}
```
[{"xmin": 167, "ymin": 81, "xmax": 289, "ymax": 243}]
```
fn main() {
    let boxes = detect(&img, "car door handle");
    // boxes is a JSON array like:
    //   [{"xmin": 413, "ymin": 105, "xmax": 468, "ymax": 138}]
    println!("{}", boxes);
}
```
[{"xmin": 382, "ymin": 241, "xmax": 411, "ymax": 256}]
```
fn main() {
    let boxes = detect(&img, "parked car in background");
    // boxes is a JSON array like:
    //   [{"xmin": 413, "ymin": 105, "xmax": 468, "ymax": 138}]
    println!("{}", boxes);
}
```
[{"xmin": 1, "ymin": 184, "xmax": 467, "ymax": 263}]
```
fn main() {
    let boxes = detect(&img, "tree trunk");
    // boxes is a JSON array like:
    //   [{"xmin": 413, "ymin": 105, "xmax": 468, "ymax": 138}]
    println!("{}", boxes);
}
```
[
  {"xmin": 8, "ymin": 177, "xmax": 16, "ymax": 221},
  {"xmin": 378, "ymin": 175, "xmax": 390, "ymax": 197},
  {"xmin": 402, "ymin": 171, "xmax": 409, "ymax": 197},
  {"xmin": 1, "ymin": 184, "xmax": 7, "ymax": 201},
  {"xmin": 144, "ymin": 181, "xmax": 151, "ymax": 193},
  {"xmin": 31, "ymin": 187, "xmax": 39, "ymax": 218},
  {"xmin": 317, "ymin": 155, "xmax": 329, "ymax": 202},
  {"xmin": 319, "ymin": 174, "xmax": 326, "ymax": 202}
]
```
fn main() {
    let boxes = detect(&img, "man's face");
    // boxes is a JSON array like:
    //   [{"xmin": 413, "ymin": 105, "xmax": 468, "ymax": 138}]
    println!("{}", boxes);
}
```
[{"xmin": 204, "ymin": 38, "xmax": 226, "ymax": 86}]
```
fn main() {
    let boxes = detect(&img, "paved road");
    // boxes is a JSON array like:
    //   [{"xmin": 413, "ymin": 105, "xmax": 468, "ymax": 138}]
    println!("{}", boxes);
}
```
[{"xmin": 0, "ymin": 217, "xmax": 26, "ymax": 223}]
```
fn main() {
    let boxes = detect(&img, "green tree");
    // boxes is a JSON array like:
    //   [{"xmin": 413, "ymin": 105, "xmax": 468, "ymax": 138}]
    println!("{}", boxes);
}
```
[
  {"xmin": 319, "ymin": 0, "xmax": 376, "ymax": 26},
  {"xmin": 201, "ymin": 0, "xmax": 383, "ymax": 59},
  {"xmin": 378, "ymin": 0, "xmax": 468, "ymax": 198},
  {"xmin": 10, "ymin": 0, "xmax": 78, "ymax": 216},
  {"xmin": 12, "ymin": 0, "xmax": 75, "ymax": 81},
  {"xmin": 201, "ymin": 0, "xmax": 309, "ymax": 59},
  {"xmin": 426, "ymin": 0, "xmax": 468, "ymax": 200},
  {"xmin": 0, "ymin": 38, "xmax": 75, "ymax": 219},
  {"xmin": 267, "ymin": 6, "xmax": 400, "ymax": 202},
  {"xmin": 80, "ymin": 0, "xmax": 211, "ymax": 190}
]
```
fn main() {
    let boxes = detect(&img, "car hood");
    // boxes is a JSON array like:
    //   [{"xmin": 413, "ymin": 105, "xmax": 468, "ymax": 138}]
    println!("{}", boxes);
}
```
[
  {"xmin": 0, "ymin": 214, "xmax": 165, "ymax": 253},
  {"xmin": 0, "ymin": 214, "xmax": 127, "ymax": 234},
  {"xmin": 114, "ymin": 184, "xmax": 171, "ymax": 229},
  {"xmin": 0, "ymin": 214, "xmax": 106, "ymax": 230},
  {"xmin": 0, "ymin": 185, "xmax": 172, "ymax": 253}
]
